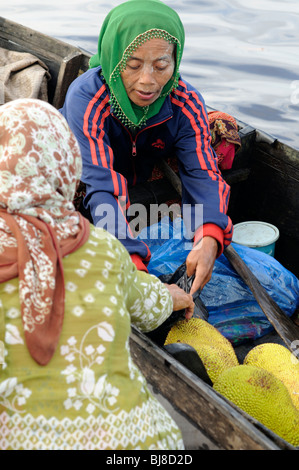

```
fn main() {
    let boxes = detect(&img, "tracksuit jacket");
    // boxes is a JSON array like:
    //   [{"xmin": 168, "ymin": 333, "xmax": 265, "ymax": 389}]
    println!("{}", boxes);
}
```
[{"xmin": 60, "ymin": 66, "xmax": 233, "ymax": 271}]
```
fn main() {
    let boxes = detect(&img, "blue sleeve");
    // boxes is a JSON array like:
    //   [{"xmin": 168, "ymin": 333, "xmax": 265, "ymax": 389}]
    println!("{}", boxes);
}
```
[
  {"xmin": 60, "ymin": 70, "xmax": 151, "ymax": 265},
  {"xmin": 171, "ymin": 80, "xmax": 233, "ymax": 253}
]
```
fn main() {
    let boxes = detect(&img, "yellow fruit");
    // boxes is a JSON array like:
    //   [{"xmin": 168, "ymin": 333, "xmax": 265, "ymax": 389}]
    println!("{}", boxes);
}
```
[
  {"xmin": 244, "ymin": 343, "xmax": 299, "ymax": 410},
  {"xmin": 164, "ymin": 318, "xmax": 239, "ymax": 383},
  {"xmin": 213, "ymin": 365, "xmax": 299, "ymax": 447}
]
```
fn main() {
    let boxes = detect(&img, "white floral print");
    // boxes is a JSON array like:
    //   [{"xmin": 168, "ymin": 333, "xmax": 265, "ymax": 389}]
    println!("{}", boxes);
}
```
[
  {"xmin": 61, "ymin": 324, "xmax": 119, "ymax": 414},
  {"xmin": 0, "ymin": 225, "xmax": 182, "ymax": 450},
  {"xmin": 0, "ymin": 378, "xmax": 31, "ymax": 413},
  {"xmin": 5, "ymin": 324, "xmax": 24, "ymax": 345},
  {"xmin": 0, "ymin": 99, "xmax": 90, "ymax": 365}
]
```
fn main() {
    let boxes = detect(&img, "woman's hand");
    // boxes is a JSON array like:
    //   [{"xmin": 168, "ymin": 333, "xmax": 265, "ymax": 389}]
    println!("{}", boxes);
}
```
[
  {"xmin": 165, "ymin": 284, "xmax": 194, "ymax": 320},
  {"xmin": 186, "ymin": 236, "xmax": 218, "ymax": 296}
]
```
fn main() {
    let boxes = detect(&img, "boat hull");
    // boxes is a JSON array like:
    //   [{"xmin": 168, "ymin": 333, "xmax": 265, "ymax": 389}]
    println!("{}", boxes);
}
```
[{"xmin": 1, "ymin": 16, "xmax": 298, "ymax": 450}]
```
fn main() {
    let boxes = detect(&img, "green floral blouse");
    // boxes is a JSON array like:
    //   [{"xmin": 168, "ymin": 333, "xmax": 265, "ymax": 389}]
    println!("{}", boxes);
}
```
[{"xmin": 0, "ymin": 225, "xmax": 184, "ymax": 450}]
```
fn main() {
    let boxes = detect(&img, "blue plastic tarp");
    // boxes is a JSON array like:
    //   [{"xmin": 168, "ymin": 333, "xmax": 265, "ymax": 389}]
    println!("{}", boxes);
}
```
[{"xmin": 138, "ymin": 217, "xmax": 299, "ymax": 345}]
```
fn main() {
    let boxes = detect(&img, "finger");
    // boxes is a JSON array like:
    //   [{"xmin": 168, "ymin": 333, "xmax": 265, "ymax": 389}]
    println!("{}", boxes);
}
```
[
  {"xmin": 185, "ymin": 306, "xmax": 194, "ymax": 320},
  {"xmin": 185, "ymin": 294, "xmax": 194, "ymax": 318},
  {"xmin": 190, "ymin": 271, "xmax": 203, "ymax": 295},
  {"xmin": 186, "ymin": 256, "xmax": 196, "ymax": 278}
]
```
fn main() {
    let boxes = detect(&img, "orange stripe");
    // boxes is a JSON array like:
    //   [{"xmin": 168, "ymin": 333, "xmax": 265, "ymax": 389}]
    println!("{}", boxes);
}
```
[
  {"xmin": 92, "ymin": 102, "xmax": 110, "ymax": 168},
  {"xmin": 182, "ymin": 86, "xmax": 230, "ymax": 212},
  {"xmin": 175, "ymin": 86, "xmax": 216, "ymax": 171},
  {"xmin": 116, "ymin": 197, "xmax": 135, "ymax": 239},
  {"xmin": 111, "ymin": 170, "xmax": 119, "ymax": 197},
  {"xmin": 120, "ymin": 174, "xmax": 127, "ymax": 198},
  {"xmin": 172, "ymin": 84, "xmax": 229, "ymax": 214},
  {"xmin": 115, "ymin": 198, "xmax": 151, "ymax": 261},
  {"xmin": 222, "ymin": 181, "xmax": 230, "ymax": 213},
  {"xmin": 223, "ymin": 218, "xmax": 233, "ymax": 244},
  {"xmin": 170, "ymin": 95, "xmax": 206, "ymax": 170},
  {"xmin": 171, "ymin": 95, "xmax": 224, "ymax": 212},
  {"xmin": 176, "ymin": 83, "xmax": 211, "ymax": 153},
  {"xmin": 83, "ymin": 85, "xmax": 107, "ymax": 166},
  {"xmin": 83, "ymin": 87, "xmax": 125, "ymax": 197}
]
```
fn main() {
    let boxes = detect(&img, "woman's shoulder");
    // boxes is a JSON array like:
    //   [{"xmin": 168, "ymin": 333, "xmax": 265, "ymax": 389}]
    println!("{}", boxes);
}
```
[
  {"xmin": 63, "ymin": 225, "xmax": 134, "ymax": 282},
  {"xmin": 172, "ymin": 76, "xmax": 205, "ymax": 105},
  {"xmin": 88, "ymin": 225, "xmax": 132, "ymax": 265},
  {"xmin": 61, "ymin": 67, "xmax": 110, "ymax": 119}
]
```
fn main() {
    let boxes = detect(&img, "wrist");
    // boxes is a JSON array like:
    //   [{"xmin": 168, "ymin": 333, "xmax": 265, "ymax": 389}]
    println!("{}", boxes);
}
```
[{"xmin": 194, "ymin": 224, "xmax": 224, "ymax": 257}]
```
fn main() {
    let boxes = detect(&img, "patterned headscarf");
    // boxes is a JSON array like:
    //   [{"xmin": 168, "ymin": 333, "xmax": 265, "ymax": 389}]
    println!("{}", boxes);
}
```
[
  {"xmin": 208, "ymin": 111, "xmax": 241, "ymax": 170},
  {"xmin": 89, "ymin": 0, "xmax": 185, "ymax": 129},
  {"xmin": 0, "ymin": 99, "xmax": 90, "ymax": 365}
]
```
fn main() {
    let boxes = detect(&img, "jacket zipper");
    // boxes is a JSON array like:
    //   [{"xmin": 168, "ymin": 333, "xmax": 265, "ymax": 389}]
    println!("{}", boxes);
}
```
[
  {"xmin": 130, "ymin": 116, "xmax": 172, "ymax": 158},
  {"xmin": 113, "ymin": 115, "xmax": 172, "ymax": 185},
  {"xmin": 132, "ymin": 141, "xmax": 137, "ymax": 157}
]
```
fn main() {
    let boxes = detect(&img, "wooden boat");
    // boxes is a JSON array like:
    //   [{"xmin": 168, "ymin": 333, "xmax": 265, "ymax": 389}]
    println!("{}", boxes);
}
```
[{"xmin": 1, "ymin": 16, "xmax": 299, "ymax": 450}]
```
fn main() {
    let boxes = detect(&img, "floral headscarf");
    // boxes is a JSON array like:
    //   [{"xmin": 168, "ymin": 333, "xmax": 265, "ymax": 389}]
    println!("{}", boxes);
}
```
[
  {"xmin": 89, "ymin": 0, "xmax": 185, "ymax": 129},
  {"xmin": 0, "ymin": 99, "xmax": 90, "ymax": 365}
]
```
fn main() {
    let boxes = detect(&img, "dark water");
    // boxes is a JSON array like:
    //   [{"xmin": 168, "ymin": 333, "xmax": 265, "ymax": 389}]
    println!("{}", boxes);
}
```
[{"xmin": 2, "ymin": 0, "xmax": 299, "ymax": 149}]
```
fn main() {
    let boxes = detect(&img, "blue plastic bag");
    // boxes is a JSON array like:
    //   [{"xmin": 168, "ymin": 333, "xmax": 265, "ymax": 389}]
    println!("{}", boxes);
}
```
[{"xmin": 138, "ymin": 218, "xmax": 299, "ymax": 345}]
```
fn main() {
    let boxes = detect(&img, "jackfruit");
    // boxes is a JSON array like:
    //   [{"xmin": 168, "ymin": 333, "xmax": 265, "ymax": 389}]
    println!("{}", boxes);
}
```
[
  {"xmin": 213, "ymin": 364, "xmax": 299, "ymax": 447},
  {"xmin": 164, "ymin": 318, "xmax": 239, "ymax": 383},
  {"xmin": 244, "ymin": 343, "xmax": 299, "ymax": 411}
]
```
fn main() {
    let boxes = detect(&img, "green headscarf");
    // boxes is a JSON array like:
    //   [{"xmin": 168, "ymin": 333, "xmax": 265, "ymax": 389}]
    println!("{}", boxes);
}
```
[{"xmin": 89, "ymin": 0, "xmax": 185, "ymax": 129}]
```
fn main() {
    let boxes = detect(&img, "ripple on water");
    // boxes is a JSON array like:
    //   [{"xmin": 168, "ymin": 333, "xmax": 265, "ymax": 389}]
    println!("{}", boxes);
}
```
[{"xmin": 2, "ymin": 0, "xmax": 299, "ymax": 148}]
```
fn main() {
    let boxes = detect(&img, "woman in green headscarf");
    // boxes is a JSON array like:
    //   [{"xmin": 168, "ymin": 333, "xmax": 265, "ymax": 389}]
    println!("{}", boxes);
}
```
[
  {"xmin": 61, "ymin": 0, "xmax": 233, "ymax": 297},
  {"xmin": 89, "ymin": 0, "xmax": 184, "ymax": 128}
]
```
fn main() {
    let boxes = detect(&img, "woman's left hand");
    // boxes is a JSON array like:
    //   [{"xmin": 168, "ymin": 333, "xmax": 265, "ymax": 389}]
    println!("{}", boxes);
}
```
[{"xmin": 186, "ymin": 236, "xmax": 218, "ymax": 296}]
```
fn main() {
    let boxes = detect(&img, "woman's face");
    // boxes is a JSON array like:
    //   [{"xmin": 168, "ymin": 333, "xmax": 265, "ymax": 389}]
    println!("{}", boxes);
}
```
[{"xmin": 121, "ymin": 38, "xmax": 175, "ymax": 107}]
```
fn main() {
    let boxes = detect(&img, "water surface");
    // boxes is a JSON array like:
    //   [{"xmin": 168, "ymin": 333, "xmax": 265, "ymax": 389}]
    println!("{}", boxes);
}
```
[{"xmin": 2, "ymin": 0, "xmax": 299, "ymax": 148}]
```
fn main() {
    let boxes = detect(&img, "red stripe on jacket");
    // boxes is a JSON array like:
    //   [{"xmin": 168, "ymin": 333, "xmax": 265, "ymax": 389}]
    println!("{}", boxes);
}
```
[
  {"xmin": 83, "ymin": 87, "xmax": 127, "ymax": 199},
  {"xmin": 183, "ymin": 84, "xmax": 231, "ymax": 215},
  {"xmin": 171, "ymin": 83, "xmax": 229, "ymax": 216}
]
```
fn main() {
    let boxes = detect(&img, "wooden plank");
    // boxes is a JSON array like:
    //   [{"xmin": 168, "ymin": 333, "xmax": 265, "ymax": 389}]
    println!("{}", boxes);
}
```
[
  {"xmin": 257, "ymin": 140, "xmax": 299, "ymax": 171},
  {"xmin": 52, "ymin": 51, "xmax": 84, "ymax": 109},
  {"xmin": 0, "ymin": 16, "xmax": 85, "ymax": 106},
  {"xmin": 0, "ymin": 17, "xmax": 78, "ymax": 59},
  {"xmin": 129, "ymin": 326, "xmax": 293, "ymax": 450}
]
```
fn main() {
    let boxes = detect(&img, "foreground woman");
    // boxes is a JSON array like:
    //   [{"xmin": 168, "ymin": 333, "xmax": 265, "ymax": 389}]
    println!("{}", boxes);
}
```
[
  {"xmin": 0, "ymin": 99, "xmax": 193, "ymax": 450},
  {"xmin": 60, "ymin": 0, "xmax": 233, "ymax": 296}
]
